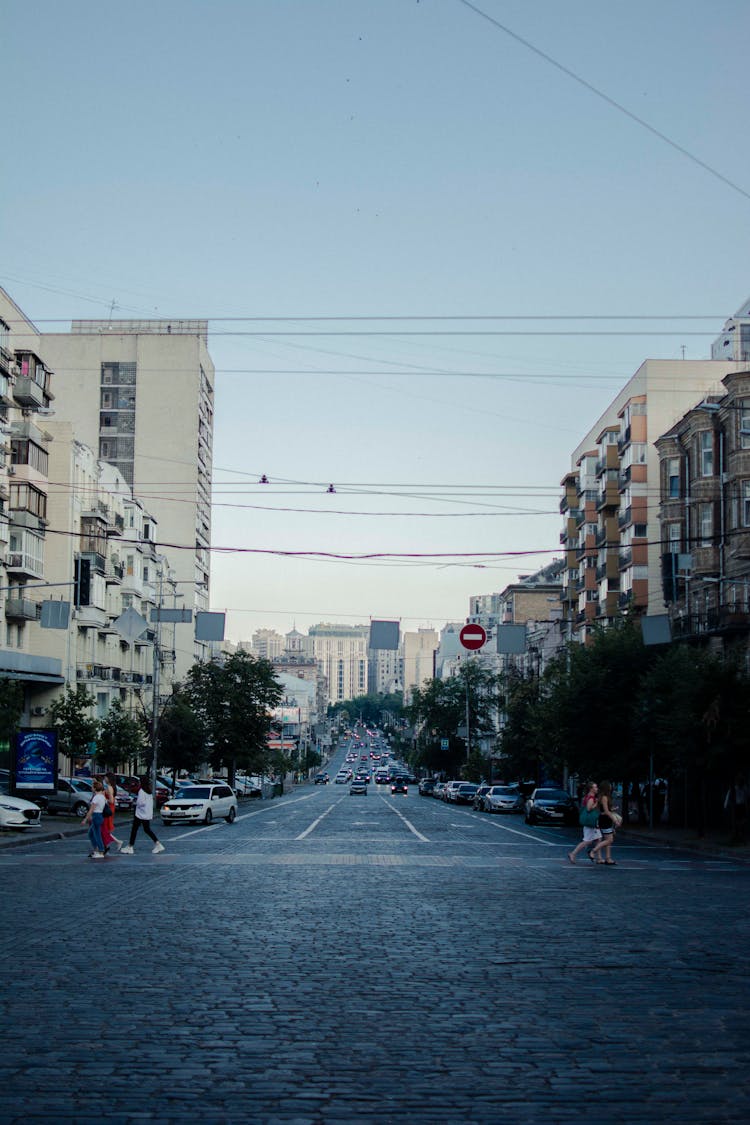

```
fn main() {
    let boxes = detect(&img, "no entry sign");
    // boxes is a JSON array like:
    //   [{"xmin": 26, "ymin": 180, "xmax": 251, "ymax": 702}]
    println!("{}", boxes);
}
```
[{"xmin": 459, "ymin": 623, "xmax": 487, "ymax": 651}]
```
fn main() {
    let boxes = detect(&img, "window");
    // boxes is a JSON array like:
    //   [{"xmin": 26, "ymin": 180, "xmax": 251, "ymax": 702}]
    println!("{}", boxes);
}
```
[
  {"xmin": 11, "ymin": 440, "xmax": 48, "ymax": 475},
  {"xmin": 740, "ymin": 399, "xmax": 750, "ymax": 450},
  {"xmin": 667, "ymin": 458, "xmax": 680, "ymax": 498},
  {"xmin": 10, "ymin": 483, "xmax": 47, "ymax": 520},
  {"xmin": 667, "ymin": 523, "xmax": 681, "ymax": 550},
  {"xmin": 699, "ymin": 503, "xmax": 713, "ymax": 545},
  {"xmin": 699, "ymin": 431, "xmax": 713, "ymax": 477},
  {"xmin": 743, "ymin": 481, "xmax": 750, "ymax": 527}
]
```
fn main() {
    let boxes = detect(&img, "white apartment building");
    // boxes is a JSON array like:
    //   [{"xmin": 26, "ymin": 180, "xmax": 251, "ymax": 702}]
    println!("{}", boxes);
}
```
[
  {"xmin": 251, "ymin": 628, "xmax": 285, "ymax": 661},
  {"xmin": 307, "ymin": 623, "xmax": 369, "ymax": 705},
  {"xmin": 39, "ymin": 318, "xmax": 215, "ymax": 682}
]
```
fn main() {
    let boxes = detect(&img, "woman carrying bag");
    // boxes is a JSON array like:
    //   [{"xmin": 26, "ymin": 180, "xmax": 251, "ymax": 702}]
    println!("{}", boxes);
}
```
[{"xmin": 567, "ymin": 781, "xmax": 602, "ymax": 864}]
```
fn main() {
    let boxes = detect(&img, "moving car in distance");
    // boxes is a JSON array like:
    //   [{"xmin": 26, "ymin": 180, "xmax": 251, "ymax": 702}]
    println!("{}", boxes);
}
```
[
  {"xmin": 391, "ymin": 777, "xmax": 408, "ymax": 794},
  {"xmin": 349, "ymin": 779, "xmax": 368, "ymax": 796}
]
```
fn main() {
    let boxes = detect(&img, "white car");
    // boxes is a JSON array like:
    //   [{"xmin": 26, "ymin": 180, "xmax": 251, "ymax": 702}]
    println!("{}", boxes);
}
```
[
  {"xmin": 0, "ymin": 785, "xmax": 43, "ymax": 830},
  {"xmin": 161, "ymin": 783, "xmax": 238, "ymax": 826}
]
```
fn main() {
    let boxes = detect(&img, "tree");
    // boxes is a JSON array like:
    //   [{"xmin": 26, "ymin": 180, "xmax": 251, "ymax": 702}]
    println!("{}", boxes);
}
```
[
  {"xmin": 156, "ymin": 689, "xmax": 206, "ymax": 779},
  {"xmin": 97, "ymin": 699, "xmax": 146, "ymax": 771},
  {"xmin": 183, "ymin": 651, "xmax": 283, "ymax": 783},
  {"xmin": 0, "ymin": 678, "xmax": 24, "ymax": 755},
  {"xmin": 407, "ymin": 663, "xmax": 500, "ymax": 778},
  {"xmin": 49, "ymin": 685, "xmax": 98, "ymax": 760}
]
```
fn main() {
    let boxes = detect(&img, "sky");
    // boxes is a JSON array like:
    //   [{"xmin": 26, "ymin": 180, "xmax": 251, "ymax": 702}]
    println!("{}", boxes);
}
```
[{"xmin": 3, "ymin": 0, "xmax": 750, "ymax": 642}]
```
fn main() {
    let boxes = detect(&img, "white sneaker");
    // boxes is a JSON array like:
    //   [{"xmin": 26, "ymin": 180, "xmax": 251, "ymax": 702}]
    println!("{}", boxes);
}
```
[
  {"xmin": 119, "ymin": 845, "xmax": 134, "ymax": 855},
  {"xmin": 90, "ymin": 851, "xmax": 104, "ymax": 859},
  {"xmin": 152, "ymin": 841, "xmax": 165, "ymax": 854}
]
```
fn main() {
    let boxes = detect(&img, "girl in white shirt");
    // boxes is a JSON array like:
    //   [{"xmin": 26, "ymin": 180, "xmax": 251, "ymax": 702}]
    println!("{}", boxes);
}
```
[
  {"xmin": 82, "ymin": 779, "xmax": 107, "ymax": 859},
  {"xmin": 120, "ymin": 777, "xmax": 165, "ymax": 855}
]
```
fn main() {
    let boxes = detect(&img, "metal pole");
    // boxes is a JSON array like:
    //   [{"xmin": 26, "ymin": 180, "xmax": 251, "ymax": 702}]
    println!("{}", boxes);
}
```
[
  {"xmin": 150, "ymin": 562, "xmax": 164, "ymax": 798},
  {"xmin": 465, "ymin": 662, "xmax": 470, "ymax": 761}
]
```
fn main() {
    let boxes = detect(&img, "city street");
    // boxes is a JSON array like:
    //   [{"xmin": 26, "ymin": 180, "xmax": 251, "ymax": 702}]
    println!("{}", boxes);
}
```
[{"xmin": 1, "ymin": 768, "xmax": 749, "ymax": 1124}]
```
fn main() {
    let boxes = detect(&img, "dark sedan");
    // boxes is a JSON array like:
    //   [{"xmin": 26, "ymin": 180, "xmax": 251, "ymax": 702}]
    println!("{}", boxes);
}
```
[
  {"xmin": 453, "ymin": 783, "xmax": 479, "ymax": 806},
  {"xmin": 524, "ymin": 787, "xmax": 578, "ymax": 826}
]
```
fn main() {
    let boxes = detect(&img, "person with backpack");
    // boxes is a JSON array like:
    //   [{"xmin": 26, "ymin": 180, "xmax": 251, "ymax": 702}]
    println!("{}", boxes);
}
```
[{"xmin": 567, "ymin": 781, "xmax": 601, "ymax": 864}]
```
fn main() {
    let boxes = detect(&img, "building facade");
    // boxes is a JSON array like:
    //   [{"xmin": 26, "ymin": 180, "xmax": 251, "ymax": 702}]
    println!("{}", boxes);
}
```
[
  {"xmin": 39, "ymin": 318, "xmax": 215, "ymax": 681},
  {"xmin": 308, "ymin": 623, "xmax": 369, "ymax": 706}
]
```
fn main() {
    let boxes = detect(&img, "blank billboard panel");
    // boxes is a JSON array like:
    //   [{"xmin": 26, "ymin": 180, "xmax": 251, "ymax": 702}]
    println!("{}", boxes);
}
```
[
  {"xmin": 496, "ymin": 625, "xmax": 527, "ymax": 654},
  {"xmin": 369, "ymin": 620, "xmax": 399, "ymax": 650}
]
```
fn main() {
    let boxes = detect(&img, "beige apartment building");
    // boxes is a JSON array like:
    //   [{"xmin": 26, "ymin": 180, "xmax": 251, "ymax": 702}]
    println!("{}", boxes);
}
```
[
  {"xmin": 40, "ymin": 319, "xmax": 214, "ymax": 681},
  {"xmin": 401, "ymin": 628, "xmax": 438, "ymax": 705},
  {"xmin": 561, "ymin": 359, "xmax": 744, "ymax": 641},
  {"xmin": 307, "ymin": 623, "xmax": 369, "ymax": 706}
]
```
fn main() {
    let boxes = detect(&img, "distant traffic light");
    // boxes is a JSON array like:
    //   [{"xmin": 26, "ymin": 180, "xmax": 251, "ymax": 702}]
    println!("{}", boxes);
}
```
[{"xmin": 74, "ymin": 556, "xmax": 91, "ymax": 607}]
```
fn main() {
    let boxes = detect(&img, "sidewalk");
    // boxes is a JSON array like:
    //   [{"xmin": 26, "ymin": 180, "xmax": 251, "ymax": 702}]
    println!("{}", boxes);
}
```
[{"xmin": 620, "ymin": 822, "xmax": 750, "ymax": 863}]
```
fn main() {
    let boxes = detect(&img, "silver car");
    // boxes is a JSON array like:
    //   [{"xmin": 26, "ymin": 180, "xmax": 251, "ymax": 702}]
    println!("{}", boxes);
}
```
[{"xmin": 483, "ymin": 785, "xmax": 524, "ymax": 814}]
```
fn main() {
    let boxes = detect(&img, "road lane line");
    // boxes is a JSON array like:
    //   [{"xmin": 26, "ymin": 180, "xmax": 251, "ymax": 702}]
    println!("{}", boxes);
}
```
[
  {"xmin": 382, "ymin": 798, "xmax": 429, "ymax": 842},
  {"xmin": 296, "ymin": 799, "xmax": 343, "ymax": 839},
  {"xmin": 469, "ymin": 814, "xmax": 556, "ymax": 845},
  {"xmin": 236, "ymin": 793, "xmax": 317, "ymax": 822}
]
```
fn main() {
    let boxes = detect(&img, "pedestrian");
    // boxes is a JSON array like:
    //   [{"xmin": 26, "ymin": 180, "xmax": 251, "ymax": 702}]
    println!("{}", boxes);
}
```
[
  {"xmin": 590, "ymin": 780, "xmax": 622, "ymax": 865},
  {"xmin": 119, "ymin": 777, "xmax": 165, "ymax": 855},
  {"xmin": 82, "ymin": 778, "xmax": 107, "ymax": 859},
  {"xmin": 725, "ymin": 774, "xmax": 748, "ymax": 844},
  {"xmin": 100, "ymin": 772, "xmax": 122, "ymax": 855},
  {"xmin": 568, "ymin": 781, "xmax": 601, "ymax": 864}
]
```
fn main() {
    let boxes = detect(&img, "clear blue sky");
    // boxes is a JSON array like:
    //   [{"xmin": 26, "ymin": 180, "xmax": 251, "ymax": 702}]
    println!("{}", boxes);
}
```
[{"xmin": 4, "ymin": 0, "xmax": 750, "ymax": 641}]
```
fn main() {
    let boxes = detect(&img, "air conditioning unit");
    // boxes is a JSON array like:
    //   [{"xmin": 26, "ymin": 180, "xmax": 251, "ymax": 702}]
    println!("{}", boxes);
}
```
[
  {"xmin": 30, "ymin": 706, "xmax": 47, "ymax": 717},
  {"xmin": 7, "ymin": 466, "xmax": 15, "ymax": 475}
]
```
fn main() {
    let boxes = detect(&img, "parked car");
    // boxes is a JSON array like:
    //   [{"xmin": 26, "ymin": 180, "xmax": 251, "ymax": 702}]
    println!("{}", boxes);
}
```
[
  {"xmin": 483, "ymin": 785, "xmax": 524, "ymax": 814},
  {"xmin": 453, "ymin": 783, "xmax": 479, "ymax": 806},
  {"xmin": 37, "ymin": 777, "xmax": 96, "ymax": 818},
  {"xmin": 443, "ymin": 781, "xmax": 464, "ymax": 803},
  {"xmin": 349, "ymin": 779, "xmax": 368, "ymax": 796},
  {"xmin": 161, "ymin": 783, "xmax": 238, "ymax": 826},
  {"xmin": 525, "ymin": 787, "xmax": 578, "ymax": 826},
  {"xmin": 418, "ymin": 778, "xmax": 436, "ymax": 797},
  {"xmin": 0, "ymin": 782, "xmax": 43, "ymax": 830},
  {"xmin": 472, "ymin": 784, "xmax": 492, "ymax": 809},
  {"xmin": 391, "ymin": 778, "xmax": 408, "ymax": 794},
  {"xmin": 432, "ymin": 781, "xmax": 447, "ymax": 800}
]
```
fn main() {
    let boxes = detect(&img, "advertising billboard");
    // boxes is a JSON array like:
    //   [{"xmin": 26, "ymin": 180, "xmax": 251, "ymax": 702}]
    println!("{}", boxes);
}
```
[{"xmin": 13, "ymin": 728, "xmax": 58, "ymax": 790}]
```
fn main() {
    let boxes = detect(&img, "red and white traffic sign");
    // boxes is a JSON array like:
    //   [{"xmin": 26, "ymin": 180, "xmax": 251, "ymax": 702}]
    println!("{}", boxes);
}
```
[{"xmin": 459, "ymin": 623, "xmax": 487, "ymax": 651}]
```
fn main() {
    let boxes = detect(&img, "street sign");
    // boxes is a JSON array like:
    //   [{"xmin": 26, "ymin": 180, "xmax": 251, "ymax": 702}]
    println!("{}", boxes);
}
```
[{"xmin": 459, "ymin": 623, "xmax": 487, "ymax": 650}]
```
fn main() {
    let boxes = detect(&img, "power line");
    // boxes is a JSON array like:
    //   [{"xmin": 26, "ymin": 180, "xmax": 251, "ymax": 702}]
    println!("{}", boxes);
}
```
[{"xmin": 455, "ymin": 0, "xmax": 750, "ymax": 204}]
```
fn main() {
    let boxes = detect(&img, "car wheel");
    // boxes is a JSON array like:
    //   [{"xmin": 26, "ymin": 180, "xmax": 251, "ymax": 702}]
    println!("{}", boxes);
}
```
[
  {"xmin": 203, "ymin": 809, "xmax": 213, "ymax": 825},
  {"xmin": 225, "ymin": 807, "xmax": 236, "ymax": 823},
  {"xmin": 73, "ymin": 801, "xmax": 89, "ymax": 818}
]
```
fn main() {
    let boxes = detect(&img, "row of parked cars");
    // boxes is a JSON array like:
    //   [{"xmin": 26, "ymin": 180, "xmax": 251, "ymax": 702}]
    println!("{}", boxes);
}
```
[{"xmin": 417, "ymin": 778, "xmax": 579, "ymax": 824}]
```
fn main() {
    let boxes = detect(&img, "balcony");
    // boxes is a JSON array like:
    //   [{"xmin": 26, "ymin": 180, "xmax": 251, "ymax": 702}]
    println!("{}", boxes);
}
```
[
  {"xmin": 618, "ymin": 507, "xmax": 632, "ymax": 529},
  {"xmin": 105, "ymin": 559, "xmax": 124, "ymax": 583},
  {"xmin": 618, "ymin": 425, "xmax": 632, "ymax": 453},
  {"xmin": 5, "ymin": 552, "xmax": 43, "ymax": 579},
  {"xmin": 13, "ymin": 376, "xmax": 46, "ymax": 409},
  {"xmin": 81, "ymin": 550, "xmax": 106, "ymax": 574},
  {"xmin": 5, "ymin": 597, "xmax": 39, "ymax": 621},
  {"xmin": 618, "ymin": 549, "xmax": 632, "ymax": 570},
  {"xmin": 76, "ymin": 663, "xmax": 113, "ymax": 681}
]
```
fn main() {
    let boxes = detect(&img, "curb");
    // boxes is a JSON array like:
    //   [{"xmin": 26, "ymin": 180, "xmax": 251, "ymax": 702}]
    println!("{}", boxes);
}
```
[
  {"xmin": 621, "ymin": 827, "xmax": 750, "ymax": 864},
  {"xmin": 0, "ymin": 825, "xmax": 88, "ymax": 851}
]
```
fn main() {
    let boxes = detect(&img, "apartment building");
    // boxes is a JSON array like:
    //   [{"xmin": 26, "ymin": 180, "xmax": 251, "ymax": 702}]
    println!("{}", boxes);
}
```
[
  {"xmin": 308, "ymin": 623, "xmax": 369, "ymax": 705},
  {"xmin": 561, "ymin": 359, "xmax": 744, "ymax": 640},
  {"xmin": 656, "ymin": 368, "xmax": 750, "ymax": 646},
  {"xmin": 401, "ymin": 628, "xmax": 438, "ymax": 705},
  {"xmin": 39, "ymin": 318, "xmax": 215, "ymax": 681}
]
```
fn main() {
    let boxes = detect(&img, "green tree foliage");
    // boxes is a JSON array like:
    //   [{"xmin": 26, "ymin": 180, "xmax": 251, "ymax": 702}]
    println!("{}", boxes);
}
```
[
  {"xmin": 183, "ymin": 651, "xmax": 283, "ymax": 782},
  {"xmin": 0, "ymin": 678, "xmax": 24, "ymax": 747},
  {"xmin": 49, "ymin": 685, "xmax": 98, "ymax": 758},
  {"xmin": 97, "ymin": 699, "xmax": 145, "ymax": 768},
  {"xmin": 330, "ymin": 692, "xmax": 403, "ymax": 727},
  {"xmin": 407, "ymin": 663, "xmax": 500, "ymax": 778},
  {"xmin": 156, "ymin": 689, "xmax": 206, "ymax": 778}
]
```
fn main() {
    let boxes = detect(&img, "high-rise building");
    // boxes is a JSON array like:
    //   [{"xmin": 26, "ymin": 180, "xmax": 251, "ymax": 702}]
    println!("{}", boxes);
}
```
[
  {"xmin": 561, "ymin": 358, "xmax": 743, "ymax": 641},
  {"xmin": 307, "ymin": 623, "xmax": 369, "ymax": 705},
  {"xmin": 40, "ymin": 319, "xmax": 214, "ymax": 679},
  {"xmin": 401, "ymin": 628, "xmax": 438, "ymax": 705}
]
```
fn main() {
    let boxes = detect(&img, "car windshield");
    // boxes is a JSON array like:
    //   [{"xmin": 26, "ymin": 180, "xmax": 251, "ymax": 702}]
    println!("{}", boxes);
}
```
[
  {"xmin": 459, "ymin": 784, "xmax": 477, "ymax": 792},
  {"xmin": 494, "ymin": 787, "xmax": 518, "ymax": 796},
  {"xmin": 536, "ymin": 789, "xmax": 569, "ymax": 801},
  {"xmin": 175, "ymin": 787, "xmax": 211, "ymax": 799}
]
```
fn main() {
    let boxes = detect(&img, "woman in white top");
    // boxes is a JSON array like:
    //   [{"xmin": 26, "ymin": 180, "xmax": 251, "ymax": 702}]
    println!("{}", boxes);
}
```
[
  {"xmin": 120, "ymin": 777, "xmax": 165, "ymax": 855},
  {"xmin": 82, "ymin": 779, "xmax": 107, "ymax": 859}
]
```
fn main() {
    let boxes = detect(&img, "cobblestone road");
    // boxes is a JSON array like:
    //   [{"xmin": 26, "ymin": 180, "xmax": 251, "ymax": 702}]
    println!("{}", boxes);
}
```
[{"xmin": 1, "ymin": 782, "xmax": 749, "ymax": 1124}]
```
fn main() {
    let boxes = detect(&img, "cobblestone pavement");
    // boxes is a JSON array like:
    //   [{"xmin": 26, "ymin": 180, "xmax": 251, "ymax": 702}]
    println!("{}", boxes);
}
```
[{"xmin": 2, "ymin": 784, "xmax": 749, "ymax": 1124}]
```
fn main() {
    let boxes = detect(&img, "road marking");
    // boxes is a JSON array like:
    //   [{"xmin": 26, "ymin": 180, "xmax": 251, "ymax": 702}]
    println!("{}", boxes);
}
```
[
  {"xmin": 236, "ymin": 793, "xmax": 316, "ymax": 822},
  {"xmin": 381, "ymin": 798, "xmax": 429, "ymax": 841},
  {"xmin": 470, "ymin": 814, "xmax": 556, "ymax": 845},
  {"xmin": 296, "ymin": 799, "xmax": 343, "ymax": 839}
]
